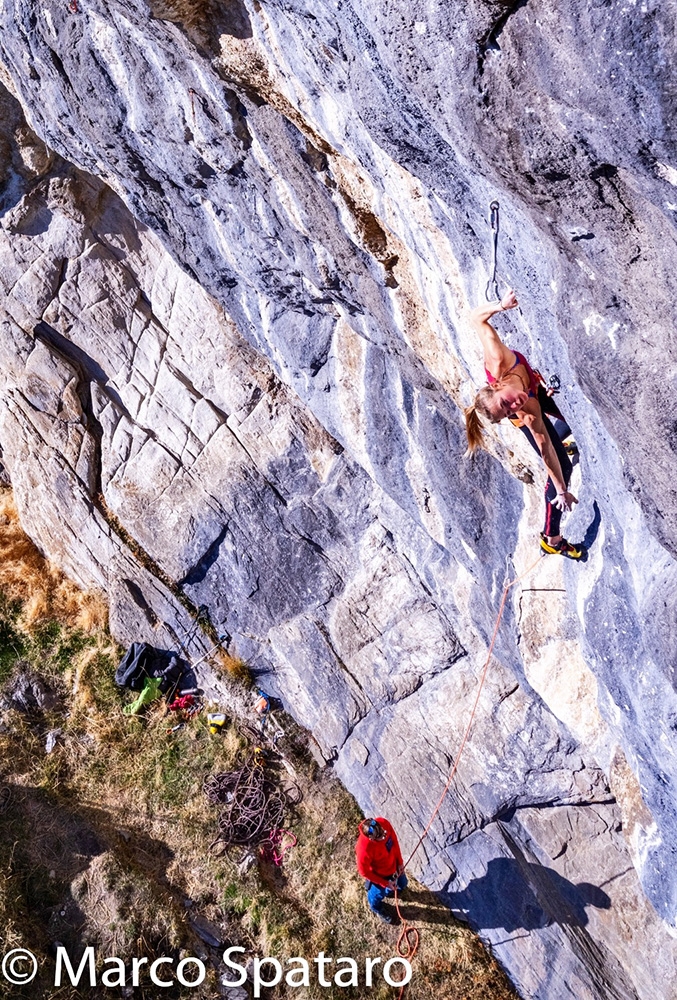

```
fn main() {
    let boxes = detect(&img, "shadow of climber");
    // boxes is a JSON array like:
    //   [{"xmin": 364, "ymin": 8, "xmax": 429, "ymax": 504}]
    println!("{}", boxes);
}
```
[
  {"xmin": 582, "ymin": 500, "xmax": 602, "ymax": 552},
  {"xmin": 442, "ymin": 858, "xmax": 611, "ymax": 933}
]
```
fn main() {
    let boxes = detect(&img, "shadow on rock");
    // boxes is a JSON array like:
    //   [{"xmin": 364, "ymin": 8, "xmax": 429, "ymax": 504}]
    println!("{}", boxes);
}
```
[
  {"xmin": 581, "ymin": 500, "xmax": 602, "ymax": 552},
  {"xmin": 442, "ymin": 857, "xmax": 610, "ymax": 933},
  {"xmin": 148, "ymin": 0, "xmax": 253, "ymax": 46}
]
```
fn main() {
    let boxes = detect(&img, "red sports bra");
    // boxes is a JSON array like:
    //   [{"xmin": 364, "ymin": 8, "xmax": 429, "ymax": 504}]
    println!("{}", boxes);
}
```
[{"xmin": 485, "ymin": 350, "xmax": 539, "ymax": 397}]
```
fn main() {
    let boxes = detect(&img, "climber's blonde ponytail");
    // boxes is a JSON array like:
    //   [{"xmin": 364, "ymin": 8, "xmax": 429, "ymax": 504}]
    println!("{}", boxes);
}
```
[
  {"xmin": 464, "ymin": 402, "xmax": 485, "ymax": 454},
  {"xmin": 464, "ymin": 386, "xmax": 499, "ymax": 454}
]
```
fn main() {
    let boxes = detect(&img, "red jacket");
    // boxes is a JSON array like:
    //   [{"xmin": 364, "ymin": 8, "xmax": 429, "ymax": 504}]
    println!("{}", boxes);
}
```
[{"xmin": 355, "ymin": 818, "xmax": 404, "ymax": 888}]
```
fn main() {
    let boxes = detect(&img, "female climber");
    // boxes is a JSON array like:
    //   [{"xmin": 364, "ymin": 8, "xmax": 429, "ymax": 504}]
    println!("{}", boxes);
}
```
[{"xmin": 464, "ymin": 289, "xmax": 584, "ymax": 559}]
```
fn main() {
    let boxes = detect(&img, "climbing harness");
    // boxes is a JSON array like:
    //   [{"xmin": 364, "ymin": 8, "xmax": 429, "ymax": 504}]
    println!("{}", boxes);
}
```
[
  {"xmin": 485, "ymin": 200, "xmax": 501, "ymax": 301},
  {"xmin": 253, "ymin": 690, "xmax": 286, "ymax": 749},
  {"xmin": 167, "ymin": 693, "xmax": 202, "ymax": 722},
  {"xmin": 391, "ymin": 554, "xmax": 541, "ymax": 997}
]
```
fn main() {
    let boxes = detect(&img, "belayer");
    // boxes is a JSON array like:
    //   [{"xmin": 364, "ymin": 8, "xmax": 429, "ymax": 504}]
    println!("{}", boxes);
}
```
[
  {"xmin": 464, "ymin": 290, "xmax": 584, "ymax": 559},
  {"xmin": 355, "ymin": 818, "xmax": 408, "ymax": 924}
]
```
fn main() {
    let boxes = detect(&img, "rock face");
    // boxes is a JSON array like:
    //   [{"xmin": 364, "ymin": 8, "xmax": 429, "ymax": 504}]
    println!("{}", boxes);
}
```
[{"xmin": 1, "ymin": 1, "xmax": 677, "ymax": 997}]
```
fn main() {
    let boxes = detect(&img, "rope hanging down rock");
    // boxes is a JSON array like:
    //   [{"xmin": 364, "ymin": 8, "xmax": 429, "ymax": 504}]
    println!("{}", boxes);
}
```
[{"xmin": 392, "ymin": 554, "xmax": 541, "ymax": 997}]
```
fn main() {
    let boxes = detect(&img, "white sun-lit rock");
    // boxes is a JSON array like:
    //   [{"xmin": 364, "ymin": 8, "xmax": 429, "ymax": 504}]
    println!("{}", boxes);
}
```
[{"xmin": 1, "ymin": 1, "xmax": 677, "ymax": 996}]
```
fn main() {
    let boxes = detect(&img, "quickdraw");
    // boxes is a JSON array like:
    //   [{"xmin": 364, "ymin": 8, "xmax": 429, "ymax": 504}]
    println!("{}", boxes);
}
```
[{"xmin": 485, "ymin": 200, "xmax": 501, "ymax": 301}]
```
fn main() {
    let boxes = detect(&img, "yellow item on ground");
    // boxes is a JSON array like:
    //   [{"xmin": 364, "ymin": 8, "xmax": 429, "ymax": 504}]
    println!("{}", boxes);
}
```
[{"xmin": 207, "ymin": 713, "xmax": 226, "ymax": 734}]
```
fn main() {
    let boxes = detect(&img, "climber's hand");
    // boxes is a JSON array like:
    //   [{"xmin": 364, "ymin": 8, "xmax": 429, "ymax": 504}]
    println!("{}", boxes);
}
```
[
  {"xmin": 500, "ymin": 288, "xmax": 519, "ymax": 312},
  {"xmin": 552, "ymin": 490, "xmax": 578, "ymax": 512}
]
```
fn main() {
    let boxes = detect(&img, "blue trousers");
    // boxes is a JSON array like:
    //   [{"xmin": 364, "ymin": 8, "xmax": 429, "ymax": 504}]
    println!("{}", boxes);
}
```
[{"xmin": 366, "ymin": 873, "xmax": 408, "ymax": 914}]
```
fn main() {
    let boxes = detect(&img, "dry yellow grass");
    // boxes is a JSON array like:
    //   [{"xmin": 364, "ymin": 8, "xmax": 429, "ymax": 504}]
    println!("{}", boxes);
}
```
[
  {"xmin": 216, "ymin": 647, "xmax": 252, "ymax": 682},
  {"xmin": 0, "ymin": 488, "xmax": 107, "ymax": 633}
]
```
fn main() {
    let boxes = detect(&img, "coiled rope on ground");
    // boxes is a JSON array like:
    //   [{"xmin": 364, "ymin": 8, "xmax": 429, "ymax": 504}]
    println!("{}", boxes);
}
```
[{"xmin": 205, "ymin": 747, "xmax": 301, "ymax": 856}]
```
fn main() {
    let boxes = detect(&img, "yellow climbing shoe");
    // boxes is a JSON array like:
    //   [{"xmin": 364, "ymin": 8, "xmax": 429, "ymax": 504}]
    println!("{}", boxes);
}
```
[
  {"xmin": 562, "ymin": 436, "xmax": 579, "ymax": 458},
  {"xmin": 539, "ymin": 534, "xmax": 585, "ymax": 559}
]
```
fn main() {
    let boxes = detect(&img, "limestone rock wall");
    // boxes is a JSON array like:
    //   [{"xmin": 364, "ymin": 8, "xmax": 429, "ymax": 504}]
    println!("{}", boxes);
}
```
[{"xmin": 1, "ymin": 1, "xmax": 677, "ymax": 997}]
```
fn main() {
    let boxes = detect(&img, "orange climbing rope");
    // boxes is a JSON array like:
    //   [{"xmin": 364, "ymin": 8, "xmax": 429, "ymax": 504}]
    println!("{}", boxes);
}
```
[{"xmin": 392, "ymin": 554, "xmax": 542, "ymax": 996}]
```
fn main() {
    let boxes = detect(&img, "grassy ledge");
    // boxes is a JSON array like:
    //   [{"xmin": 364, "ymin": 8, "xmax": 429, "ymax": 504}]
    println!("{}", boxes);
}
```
[{"xmin": 0, "ymin": 487, "xmax": 517, "ymax": 999}]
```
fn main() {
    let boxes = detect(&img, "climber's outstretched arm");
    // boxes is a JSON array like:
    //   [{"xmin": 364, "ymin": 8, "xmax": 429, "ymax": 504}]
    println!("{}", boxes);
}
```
[
  {"xmin": 470, "ymin": 290, "xmax": 519, "ymax": 375},
  {"xmin": 521, "ymin": 404, "xmax": 578, "ymax": 512}
]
